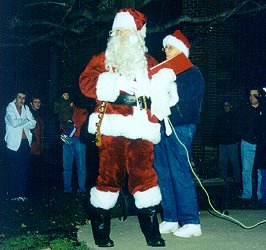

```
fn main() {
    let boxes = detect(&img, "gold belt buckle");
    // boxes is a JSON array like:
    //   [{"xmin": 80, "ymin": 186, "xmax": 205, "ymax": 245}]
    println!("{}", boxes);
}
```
[{"xmin": 138, "ymin": 96, "xmax": 147, "ymax": 110}]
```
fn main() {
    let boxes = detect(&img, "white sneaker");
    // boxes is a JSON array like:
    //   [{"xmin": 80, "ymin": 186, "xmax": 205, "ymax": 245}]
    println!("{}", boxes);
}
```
[
  {"xmin": 173, "ymin": 224, "xmax": 202, "ymax": 238},
  {"xmin": 159, "ymin": 221, "xmax": 180, "ymax": 234}
]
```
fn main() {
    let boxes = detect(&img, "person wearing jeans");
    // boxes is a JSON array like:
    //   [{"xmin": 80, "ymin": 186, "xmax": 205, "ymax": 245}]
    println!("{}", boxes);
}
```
[
  {"xmin": 219, "ymin": 143, "xmax": 241, "ymax": 183},
  {"xmin": 62, "ymin": 106, "xmax": 88, "ymax": 193},
  {"xmin": 240, "ymin": 139, "xmax": 258, "ymax": 199},
  {"xmin": 253, "ymin": 100, "xmax": 266, "ymax": 204},
  {"xmin": 154, "ymin": 124, "xmax": 199, "ymax": 226},
  {"xmin": 233, "ymin": 87, "xmax": 264, "ymax": 203},
  {"xmin": 63, "ymin": 136, "xmax": 87, "ymax": 193},
  {"xmin": 212, "ymin": 98, "xmax": 241, "ymax": 185},
  {"xmin": 153, "ymin": 30, "xmax": 205, "ymax": 238}
]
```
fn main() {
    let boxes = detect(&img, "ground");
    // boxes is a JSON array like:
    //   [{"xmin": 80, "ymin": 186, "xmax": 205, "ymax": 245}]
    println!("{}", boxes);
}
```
[{"xmin": 0, "ymin": 147, "xmax": 265, "ymax": 249}]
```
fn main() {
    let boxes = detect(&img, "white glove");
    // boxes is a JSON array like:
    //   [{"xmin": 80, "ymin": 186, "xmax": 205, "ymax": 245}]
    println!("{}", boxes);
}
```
[
  {"xmin": 134, "ymin": 73, "xmax": 151, "ymax": 98},
  {"xmin": 150, "ymin": 68, "xmax": 177, "ymax": 120},
  {"xmin": 168, "ymin": 83, "xmax": 179, "ymax": 107},
  {"xmin": 116, "ymin": 75, "xmax": 136, "ymax": 95},
  {"xmin": 152, "ymin": 68, "xmax": 176, "ymax": 89}
]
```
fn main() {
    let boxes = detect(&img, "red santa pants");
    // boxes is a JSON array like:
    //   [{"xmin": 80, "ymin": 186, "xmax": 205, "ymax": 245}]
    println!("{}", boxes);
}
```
[{"xmin": 96, "ymin": 135, "xmax": 158, "ymax": 194}]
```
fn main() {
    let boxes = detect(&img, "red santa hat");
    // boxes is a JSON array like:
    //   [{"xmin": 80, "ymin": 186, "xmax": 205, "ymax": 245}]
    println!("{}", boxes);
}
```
[
  {"xmin": 163, "ymin": 30, "xmax": 191, "ymax": 57},
  {"xmin": 112, "ymin": 8, "xmax": 147, "ymax": 34}
]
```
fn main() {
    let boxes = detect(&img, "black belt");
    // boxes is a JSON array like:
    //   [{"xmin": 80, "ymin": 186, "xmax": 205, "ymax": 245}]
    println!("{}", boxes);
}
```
[{"xmin": 112, "ymin": 94, "xmax": 151, "ymax": 109}]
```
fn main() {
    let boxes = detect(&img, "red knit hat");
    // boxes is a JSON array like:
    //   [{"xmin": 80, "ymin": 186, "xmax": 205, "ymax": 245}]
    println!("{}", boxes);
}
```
[
  {"xmin": 112, "ymin": 8, "xmax": 147, "ymax": 31},
  {"xmin": 163, "ymin": 30, "xmax": 191, "ymax": 57}
]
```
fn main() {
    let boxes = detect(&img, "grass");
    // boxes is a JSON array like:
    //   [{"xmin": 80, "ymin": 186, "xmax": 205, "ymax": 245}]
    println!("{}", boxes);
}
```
[
  {"xmin": 0, "ymin": 189, "xmax": 91, "ymax": 250},
  {"xmin": 0, "ymin": 233, "xmax": 88, "ymax": 250}
]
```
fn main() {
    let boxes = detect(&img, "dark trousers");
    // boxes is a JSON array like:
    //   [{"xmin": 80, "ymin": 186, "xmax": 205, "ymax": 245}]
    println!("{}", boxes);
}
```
[
  {"xmin": 6, "ymin": 140, "xmax": 30, "ymax": 198},
  {"xmin": 260, "ymin": 169, "xmax": 266, "ymax": 203},
  {"xmin": 28, "ymin": 154, "xmax": 43, "ymax": 196}
]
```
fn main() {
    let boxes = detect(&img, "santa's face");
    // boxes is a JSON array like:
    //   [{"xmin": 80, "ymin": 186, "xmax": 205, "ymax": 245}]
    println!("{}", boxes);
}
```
[
  {"xmin": 114, "ymin": 28, "xmax": 139, "ymax": 45},
  {"xmin": 105, "ymin": 29, "xmax": 148, "ymax": 78},
  {"xmin": 115, "ymin": 28, "xmax": 133, "ymax": 37}
]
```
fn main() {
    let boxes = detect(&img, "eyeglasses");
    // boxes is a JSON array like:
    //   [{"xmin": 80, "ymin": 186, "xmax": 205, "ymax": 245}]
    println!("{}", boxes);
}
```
[{"xmin": 162, "ymin": 45, "xmax": 176, "ymax": 52}]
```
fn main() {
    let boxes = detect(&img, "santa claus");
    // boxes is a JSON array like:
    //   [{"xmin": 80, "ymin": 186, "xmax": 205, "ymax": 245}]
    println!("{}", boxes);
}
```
[{"xmin": 79, "ymin": 8, "xmax": 174, "ymax": 247}]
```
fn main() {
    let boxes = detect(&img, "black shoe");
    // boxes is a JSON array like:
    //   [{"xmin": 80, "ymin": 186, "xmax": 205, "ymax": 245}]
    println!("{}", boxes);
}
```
[
  {"xmin": 95, "ymin": 238, "xmax": 114, "ymax": 247},
  {"xmin": 138, "ymin": 206, "xmax": 165, "ymax": 247},
  {"xmin": 147, "ymin": 236, "xmax": 165, "ymax": 247},
  {"xmin": 91, "ymin": 207, "xmax": 114, "ymax": 247}
]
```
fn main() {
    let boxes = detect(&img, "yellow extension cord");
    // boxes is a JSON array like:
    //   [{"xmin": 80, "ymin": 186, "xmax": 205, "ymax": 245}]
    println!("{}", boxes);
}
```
[{"xmin": 168, "ymin": 117, "xmax": 266, "ymax": 229}]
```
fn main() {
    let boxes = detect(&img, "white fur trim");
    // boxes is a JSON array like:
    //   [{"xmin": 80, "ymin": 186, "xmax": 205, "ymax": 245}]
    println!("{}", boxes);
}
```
[
  {"xmin": 139, "ymin": 23, "xmax": 146, "ymax": 38},
  {"xmin": 112, "ymin": 11, "xmax": 137, "ymax": 30},
  {"xmin": 134, "ymin": 186, "xmax": 162, "ymax": 209},
  {"xmin": 150, "ymin": 68, "xmax": 177, "ymax": 121},
  {"xmin": 90, "ymin": 187, "xmax": 119, "ymax": 210},
  {"xmin": 163, "ymin": 35, "xmax": 189, "ymax": 57},
  {"xmin": 96, "ymin": 72, "xmax": 120, "ymax": 102},
  {"xmin": 88, "ymin": 107, "xmax": 161, "ymax": 144},
  {"xmin": 164, "ymin": 117, "xmax": 172, "ymax": 136}
]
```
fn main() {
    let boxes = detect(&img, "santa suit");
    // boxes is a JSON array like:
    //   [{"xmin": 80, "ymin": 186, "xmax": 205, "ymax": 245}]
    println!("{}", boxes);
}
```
[{"xmin": 79, "ymin": 52, "xmax": 162, "ymax": 210}]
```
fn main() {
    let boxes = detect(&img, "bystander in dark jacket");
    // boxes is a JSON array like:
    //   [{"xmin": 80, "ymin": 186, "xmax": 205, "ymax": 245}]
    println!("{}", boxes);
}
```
[
  {"xmin": 253, "ymin": 96, "xmax": 266, "ymax": 203},
  {"xmin": 29, "ymin": 95, "xmax": 45, "ymax": 196},
  {"xmin": 232, "ymin": 86, "xmax": 263, "ymax": 201},
  {"xmin": 212, "ymin": 98, "xmax": 241, "ymax": 184}
]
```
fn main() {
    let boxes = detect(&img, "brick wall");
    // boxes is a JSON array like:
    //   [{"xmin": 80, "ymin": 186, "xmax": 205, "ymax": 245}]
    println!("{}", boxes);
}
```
[
  {"xmin": 181, "ymin": 0, "xmax": 244, "ymax": 163},
  {"xmin": 182, "ymin": 0, "xmax": 218, "ymax": 162}
]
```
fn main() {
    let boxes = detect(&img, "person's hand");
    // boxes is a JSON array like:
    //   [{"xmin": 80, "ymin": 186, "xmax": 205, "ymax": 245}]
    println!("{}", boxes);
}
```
[
  {"xmin": 152, "ymin": 68, "xmax": 176, "ymax": 88},
  {"xmin": 116, "ymin": 76, "xmax": 136, "ymax": 95},
  {"xmin": 134, "ymin": 73, "xmax": 151, "ymax": 98}
]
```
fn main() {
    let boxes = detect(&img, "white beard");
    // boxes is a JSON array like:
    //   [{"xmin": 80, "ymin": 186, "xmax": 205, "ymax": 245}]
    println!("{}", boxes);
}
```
[{"xmin": 105, "ymin": 32, "xmax": 148, "ymax": 79}]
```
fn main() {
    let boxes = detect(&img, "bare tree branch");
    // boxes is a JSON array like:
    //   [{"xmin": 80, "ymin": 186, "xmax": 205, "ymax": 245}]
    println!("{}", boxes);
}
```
[
  {"xmin": 136, "ymin": 0, "xmax": 153, "ymax": 9},
  {"xmin": 1, "ymin": 31, "xmax": 57, "ymax": 47},
  {"xmin": 19, "ymin": 20, "xmax": 86, "ymax": 34},
  {"xmin": 25, "ymin": 1, "xmax": 67, "ymax": 8},
  {"xmin": 2, "ymin": 0, "xmax": 265, "ymax": 47},
  {"xmin": 148, "ymin": 2, "xmax": 266, "ymax": 33},
  {"xmin": 62, "ymin": 0, "xmax": 78, "ymax": 22}
]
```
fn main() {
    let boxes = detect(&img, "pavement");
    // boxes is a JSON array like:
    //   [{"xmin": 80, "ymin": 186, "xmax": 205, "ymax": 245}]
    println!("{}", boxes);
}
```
[{"xmin": 77, "ymin": 209, "xmax": 266, "ymax": 250}]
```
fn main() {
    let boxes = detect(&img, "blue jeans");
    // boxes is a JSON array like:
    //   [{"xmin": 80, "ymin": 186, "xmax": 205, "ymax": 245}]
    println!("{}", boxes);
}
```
[
  {"xmin": 6, "ymin": 139, "xmax": 30, "ymax": 198},
  {"xmin": 63, "ymin": 137, "xmax": 87, "ymax": 193},
  {"xmin": 154, "ymin": 124, "xmax": 200, "ymax": 225},
  {"xmin": 258, "ymin": 169, "xmax": 266, "ymax": 203},
  {"xmin": 240, "ymin": 140, "xmax": 261, "ymax": 199},
  {"xmin": 218, "ymin": 143, "xmax": 241, "ymax": 183}
]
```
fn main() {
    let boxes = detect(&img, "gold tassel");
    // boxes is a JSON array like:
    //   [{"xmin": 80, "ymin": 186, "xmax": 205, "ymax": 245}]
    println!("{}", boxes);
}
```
[{"xmin": 95, "ymin": 101, "xmax": 108, "ymax": 147}]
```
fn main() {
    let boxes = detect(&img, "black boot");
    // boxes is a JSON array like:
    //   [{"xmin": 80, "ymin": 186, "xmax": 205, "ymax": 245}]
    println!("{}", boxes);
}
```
[
  {"xmin": 91, "ymin": 207, "xmax": 114, "ymax": 247},
  {"xmin": 138, "ymin": 206, "xmax": 165, "ymax": 247}
]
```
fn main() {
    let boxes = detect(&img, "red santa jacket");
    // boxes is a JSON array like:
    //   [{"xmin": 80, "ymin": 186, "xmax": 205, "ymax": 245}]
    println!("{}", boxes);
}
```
[
  {"xmin": 72, "ymin": 106, "xmax": 88, "ymax": 138},
  {"xmin": 79, "ymin": 52, "xmax": 161, "ymax": 144}
]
